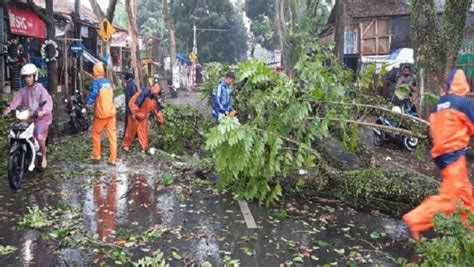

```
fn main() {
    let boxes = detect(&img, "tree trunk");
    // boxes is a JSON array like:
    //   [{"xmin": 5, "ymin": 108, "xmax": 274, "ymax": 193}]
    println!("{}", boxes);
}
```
[
  {"xmin": 46, "ymin": 0, "xmax": 57, "ymax": 95},
  {"xmin": 125, "ymin": 0, "xmax": 141, "ymax": 90},
  {"xmin": 88, "ymin": 0, "xmax": 119, "ymax": 86},
  {"xmin": 162, "ymin": 0, "xmax": 176, "ymax": 83},
  {"xmin": 334, "ymin": 0, "xmax": 345, "ymax": 63},
  {"xmin": 412, "ymin": 0, "xmax": 471, "ymax": 119},
  {"xmin": 443, "ymin": 0, "xmax": 471, "ymax": 70}
]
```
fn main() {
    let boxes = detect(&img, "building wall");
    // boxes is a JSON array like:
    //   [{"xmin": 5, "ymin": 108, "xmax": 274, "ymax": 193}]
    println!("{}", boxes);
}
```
[{"xmin": 389, "ymin": 16, "xmax": 411, "ymax": 50}]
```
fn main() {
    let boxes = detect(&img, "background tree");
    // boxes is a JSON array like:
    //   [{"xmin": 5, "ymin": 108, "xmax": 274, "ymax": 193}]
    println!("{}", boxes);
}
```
[
  {"xmin": 412, "ymin": 0, "xmax": 471, "ymax": 118},
  {"xmin": 170, "ymin": 0, "xmax": 248, "ymax": 63},
  {"xmin": 125, "ymin": 0, "xmax": 141, "ymax": 88},
  {"xmin": 244, "ymin": 0, "xmax": 331, "ymax": 72},
  {"xmin": 162, "ymin": 0, "xmax": 177, "ymax": 80}
]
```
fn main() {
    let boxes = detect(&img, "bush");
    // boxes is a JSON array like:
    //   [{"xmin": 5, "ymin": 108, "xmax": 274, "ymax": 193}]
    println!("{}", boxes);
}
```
[
  {"xmin": 415, "ymin": 209, "xmax": 474, "ymax": 266},
  {"xmin": 150, "ymin": 104, "xmax": 213, "ymax": 155}
]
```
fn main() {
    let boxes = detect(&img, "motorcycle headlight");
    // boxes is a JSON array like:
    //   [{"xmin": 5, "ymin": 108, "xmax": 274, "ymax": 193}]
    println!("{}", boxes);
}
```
[
  {"xmin": 64, "ymin": 98, "xmax": 68, "ymax": 103},
  {"xmin": 81, "ymin": 108, "xmax": 87, "ymax": 114}
]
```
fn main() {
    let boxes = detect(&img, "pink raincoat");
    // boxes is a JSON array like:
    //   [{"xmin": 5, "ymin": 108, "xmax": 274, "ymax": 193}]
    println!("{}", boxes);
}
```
[{"xmin": 8, "ymin": 83, "xmax": 53, "ymax": 141}]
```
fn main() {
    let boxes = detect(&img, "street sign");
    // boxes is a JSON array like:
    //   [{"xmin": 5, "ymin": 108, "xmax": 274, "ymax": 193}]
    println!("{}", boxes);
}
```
[
  {"xmin": 189, "ymin": 51, "xmax": 197, "ymax": 63},
  {"xmin": 70, "ymin": 43, "xmax": 83, "ymax": 52},
  {"xmin": 97, "ymin": 17, "xmax": 115, "ymax": 42}
]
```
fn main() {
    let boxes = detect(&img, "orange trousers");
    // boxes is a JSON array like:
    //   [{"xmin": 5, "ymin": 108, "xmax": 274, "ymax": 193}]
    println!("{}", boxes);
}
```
[
  {"xmin": 123, "ymin": 115, "xmax": 150, "ymax": 150},
  {"xmin": 403, "ymin": 156, "xmax": 474, "ymax": 239},
  {"xmin": 92, "ymin": 116, "xmax": 117, "ymax": 163}
]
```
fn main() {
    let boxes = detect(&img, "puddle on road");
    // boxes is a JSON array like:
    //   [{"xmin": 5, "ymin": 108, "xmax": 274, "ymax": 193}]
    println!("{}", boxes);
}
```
[{"xmin": 0, "ymin": 156, "xmax": 414, "ymax": 266}]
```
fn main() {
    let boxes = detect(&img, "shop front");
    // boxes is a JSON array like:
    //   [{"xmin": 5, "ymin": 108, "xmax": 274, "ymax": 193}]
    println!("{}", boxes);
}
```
[{"xmin": 4, "ymin": 6, "xmax": 48, "ymax": 94}]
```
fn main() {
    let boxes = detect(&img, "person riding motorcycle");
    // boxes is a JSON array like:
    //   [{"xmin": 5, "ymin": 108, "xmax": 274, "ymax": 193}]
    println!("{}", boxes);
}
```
[{"xmin": 3, "ymin": 63, "xmax": 53, "ymax": 168}]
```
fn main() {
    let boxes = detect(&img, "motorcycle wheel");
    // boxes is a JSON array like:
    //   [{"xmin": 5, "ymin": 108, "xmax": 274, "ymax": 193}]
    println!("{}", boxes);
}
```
[
  {"xmin": 7, "ymin": 150, "xmax": 26, "ymax": 190},
  {"xmin": 78, "ymin": 115, "xmax": 90, "ymax": 131},
  {"xmin": 373, "ymin": 132, "xmax": 384, "ymax": 146},
  {"xmin": 70, "ymin": 117, "xmax": 80, "ymax": 134},
  {"xmin": 403, "ymin": 136, "xmax": 418, "ymax": 151}
]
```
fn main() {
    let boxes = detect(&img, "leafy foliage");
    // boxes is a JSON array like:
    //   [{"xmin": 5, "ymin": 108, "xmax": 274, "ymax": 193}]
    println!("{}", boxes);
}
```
[
  {"xmin": 171, "ymin": 0, "xmax": 248, "ymax": 63},
  {"xmin": 150, "ymin": 104, "xmax": 213, "ymax": 155},
  {"xmin": 415, "ymin": 209, "xmax": 474, "ymax": 265},
  {"xmin": 205, "ymin": 44, "xmax": 429, "ymax": 206},
  {"xmin": 205, "ymin": 45, "xmax": 354, "ymax": 206}
]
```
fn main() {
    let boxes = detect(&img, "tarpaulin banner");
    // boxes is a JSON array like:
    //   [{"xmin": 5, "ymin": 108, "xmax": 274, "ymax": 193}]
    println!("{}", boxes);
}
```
[{"xmin": 8, "ymin": 7, "xmax": 46, "ymax": 39}]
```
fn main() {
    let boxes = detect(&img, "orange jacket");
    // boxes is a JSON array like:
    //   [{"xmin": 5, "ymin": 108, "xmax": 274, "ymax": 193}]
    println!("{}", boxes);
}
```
[
  {"xmin": 87, "ymin": 63, "xmax": 116, "ymax": 118},
  {"xmin": 430, "ymin": 69, "xmax": 474, "ymax": 169},
  {"xmin": 128, "ymin": 91, "xmax": 163, "ymax": 124}
]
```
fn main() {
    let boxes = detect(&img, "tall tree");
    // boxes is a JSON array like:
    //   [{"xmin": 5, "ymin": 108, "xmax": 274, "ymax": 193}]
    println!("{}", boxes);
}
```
[
  {"xmin": 125, "ymin": 0, "xmax": 141, "ymax": 89},
  {"xmin": 171, "ymin": 0, "xmax": 248, "ymax": 63},
  {"xmin": 411, "ymin": 0, "xmax": 471, "ymax": 118},
  {"xmin": 162, "ymin": 0, "xmax": 176, "ymax": 78},
  {"xmin": 244, "ymin": 0, "xmax": 330, "ymax": 71}
]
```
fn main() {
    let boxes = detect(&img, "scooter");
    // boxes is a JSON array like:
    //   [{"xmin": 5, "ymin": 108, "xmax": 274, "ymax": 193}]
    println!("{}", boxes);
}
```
[
  {"xmin": 372, "ymin": 103, "xmax": 419, "ymax": 151},
  {"xmin": 5, "ymin": 101, "xmax": 47, "ymax": 189},
  {"xmin": 65, "ymin": 89, "xmax": 90, "ymax": 134}
]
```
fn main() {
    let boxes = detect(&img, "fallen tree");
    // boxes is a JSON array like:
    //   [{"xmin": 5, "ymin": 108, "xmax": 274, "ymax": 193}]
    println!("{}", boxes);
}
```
[{"xmin": 204, "ymin": 45, "xmax": 437, "ymax": 216}]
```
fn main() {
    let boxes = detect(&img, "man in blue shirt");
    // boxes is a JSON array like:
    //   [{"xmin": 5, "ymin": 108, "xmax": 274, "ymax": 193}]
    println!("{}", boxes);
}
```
[{"xmin": 211, "ymin": 71, "xmax": 236, "ymax": 122}]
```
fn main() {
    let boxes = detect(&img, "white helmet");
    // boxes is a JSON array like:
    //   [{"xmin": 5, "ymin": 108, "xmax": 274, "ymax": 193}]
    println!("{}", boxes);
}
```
[
  {"xmin": 391, "ymin": 106, "xmax": 402, "ymax": 113},
  {"xmin": 20, "ymin": 63, "xmax": 38, "ymax": 81}
]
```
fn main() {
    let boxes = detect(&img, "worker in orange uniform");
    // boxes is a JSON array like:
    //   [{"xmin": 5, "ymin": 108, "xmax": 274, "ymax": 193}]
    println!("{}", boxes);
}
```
[
  {"xmin": 87, "ymin": 62, "xmax": 117, "ymax": 165},
  {"xmin": 403, "ymin": 69, "xmax": 474, "ymax": 241},
  {"xmin": 122, "ymin": 80, "xmax": 164, "ymax": 152}
]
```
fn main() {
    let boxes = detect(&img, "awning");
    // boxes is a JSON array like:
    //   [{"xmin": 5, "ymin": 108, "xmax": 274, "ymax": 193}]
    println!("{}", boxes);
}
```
[{"xmin": 8, "ymin": 7, "xmax": 46, "ymax": 39}]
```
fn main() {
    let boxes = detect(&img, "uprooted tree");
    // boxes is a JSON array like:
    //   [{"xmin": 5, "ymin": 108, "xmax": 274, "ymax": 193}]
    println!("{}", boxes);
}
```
[{"xmin": 204, "ymin": 45, "xmax": 437, "ymax": 216}]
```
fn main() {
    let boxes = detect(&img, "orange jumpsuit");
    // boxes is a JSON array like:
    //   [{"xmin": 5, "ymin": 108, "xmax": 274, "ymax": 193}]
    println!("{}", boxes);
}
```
[
  {"xmin": 403, "ymin": 69, "xmax": 474, "ymax": 240},
  {"xmin": 87, "ymin": 63, "xmax": 117, "ymax": 164},
  {"xmin": 123, "ymin": 85, "xmax": 164, "ymax": 151}
]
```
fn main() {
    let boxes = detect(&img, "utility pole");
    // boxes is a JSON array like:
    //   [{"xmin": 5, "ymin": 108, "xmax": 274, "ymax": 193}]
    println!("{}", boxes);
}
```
[
  {"xmin": 190, "ymin": 15, "xmax": 199, "ymax": 54},
  {"xmin": 190, "ymin": 15, "xmax": 199, "ymax": 91}
]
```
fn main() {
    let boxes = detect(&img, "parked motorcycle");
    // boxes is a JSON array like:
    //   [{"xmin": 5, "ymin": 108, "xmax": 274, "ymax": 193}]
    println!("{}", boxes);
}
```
[
  {"xmin": 372, "ymin": 105, "xmax": 419, "ymax": 151},
  {"xmin": 65, "ymin": 89, "xmax": 90, "ymax": 134},
  {"xmin": 5, "ymin": 101, "xmax": 47, "ymax": 189}
]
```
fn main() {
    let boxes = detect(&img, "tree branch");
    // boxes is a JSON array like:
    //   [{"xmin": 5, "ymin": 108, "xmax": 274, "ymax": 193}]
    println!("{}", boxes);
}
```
[
  {"xmin": 312, "ymin": 100, "xmax": 431, "ymax": 126},
  {"xmin": 308, "ymin": 117, "xmax": 428, "ymax": 139},
  {"xmin": 88, "ymin": 0, "xmax": 105, "ymax": 19},
  {"xmin": 106, "ymin": 0, "xmax": 119, "ymax": 21}
]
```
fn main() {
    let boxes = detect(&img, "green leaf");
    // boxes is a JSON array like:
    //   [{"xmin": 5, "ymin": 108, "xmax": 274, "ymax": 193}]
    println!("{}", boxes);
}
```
[
  {"xmin": 241, "ymin": 245, "xmax": 255, "ymax": 256},
  {"xmin": 172, "ymin": 250, "xmax": 182, "ymax": 261},
  {"xmin": 394, "ymin": 84, "xmax": 411, "ymax": 100},
  {"xmin": 370, "ymin": 231, "xmax": 381, "ymax": 239}
]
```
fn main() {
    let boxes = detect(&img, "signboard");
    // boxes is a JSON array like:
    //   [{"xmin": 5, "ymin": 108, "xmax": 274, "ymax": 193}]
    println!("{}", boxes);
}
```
[
  {"xmin": 172, "ymin": 66, "xmax": 180, "ymax": 89},
  {"xmin": 80, "ymin": 26, "xmax": 89, "ymax": 38},
  {"xmin": 97, "ymin": 17, "xmax": 115, "ymax": 42},
  {"xmin": 189, "ymin": 52, "xmax": 197, "ymax": 63},
  {"xmin": 70, "ymin": 43, "xmax": 83, "ymax": 53},
  {"xmin": 274, "ymin": 49, "xmax": 282, "ymax": 65},
  {"xmin": 7, "ymin": 7, "xmax": 45, "ymax": 39}
]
